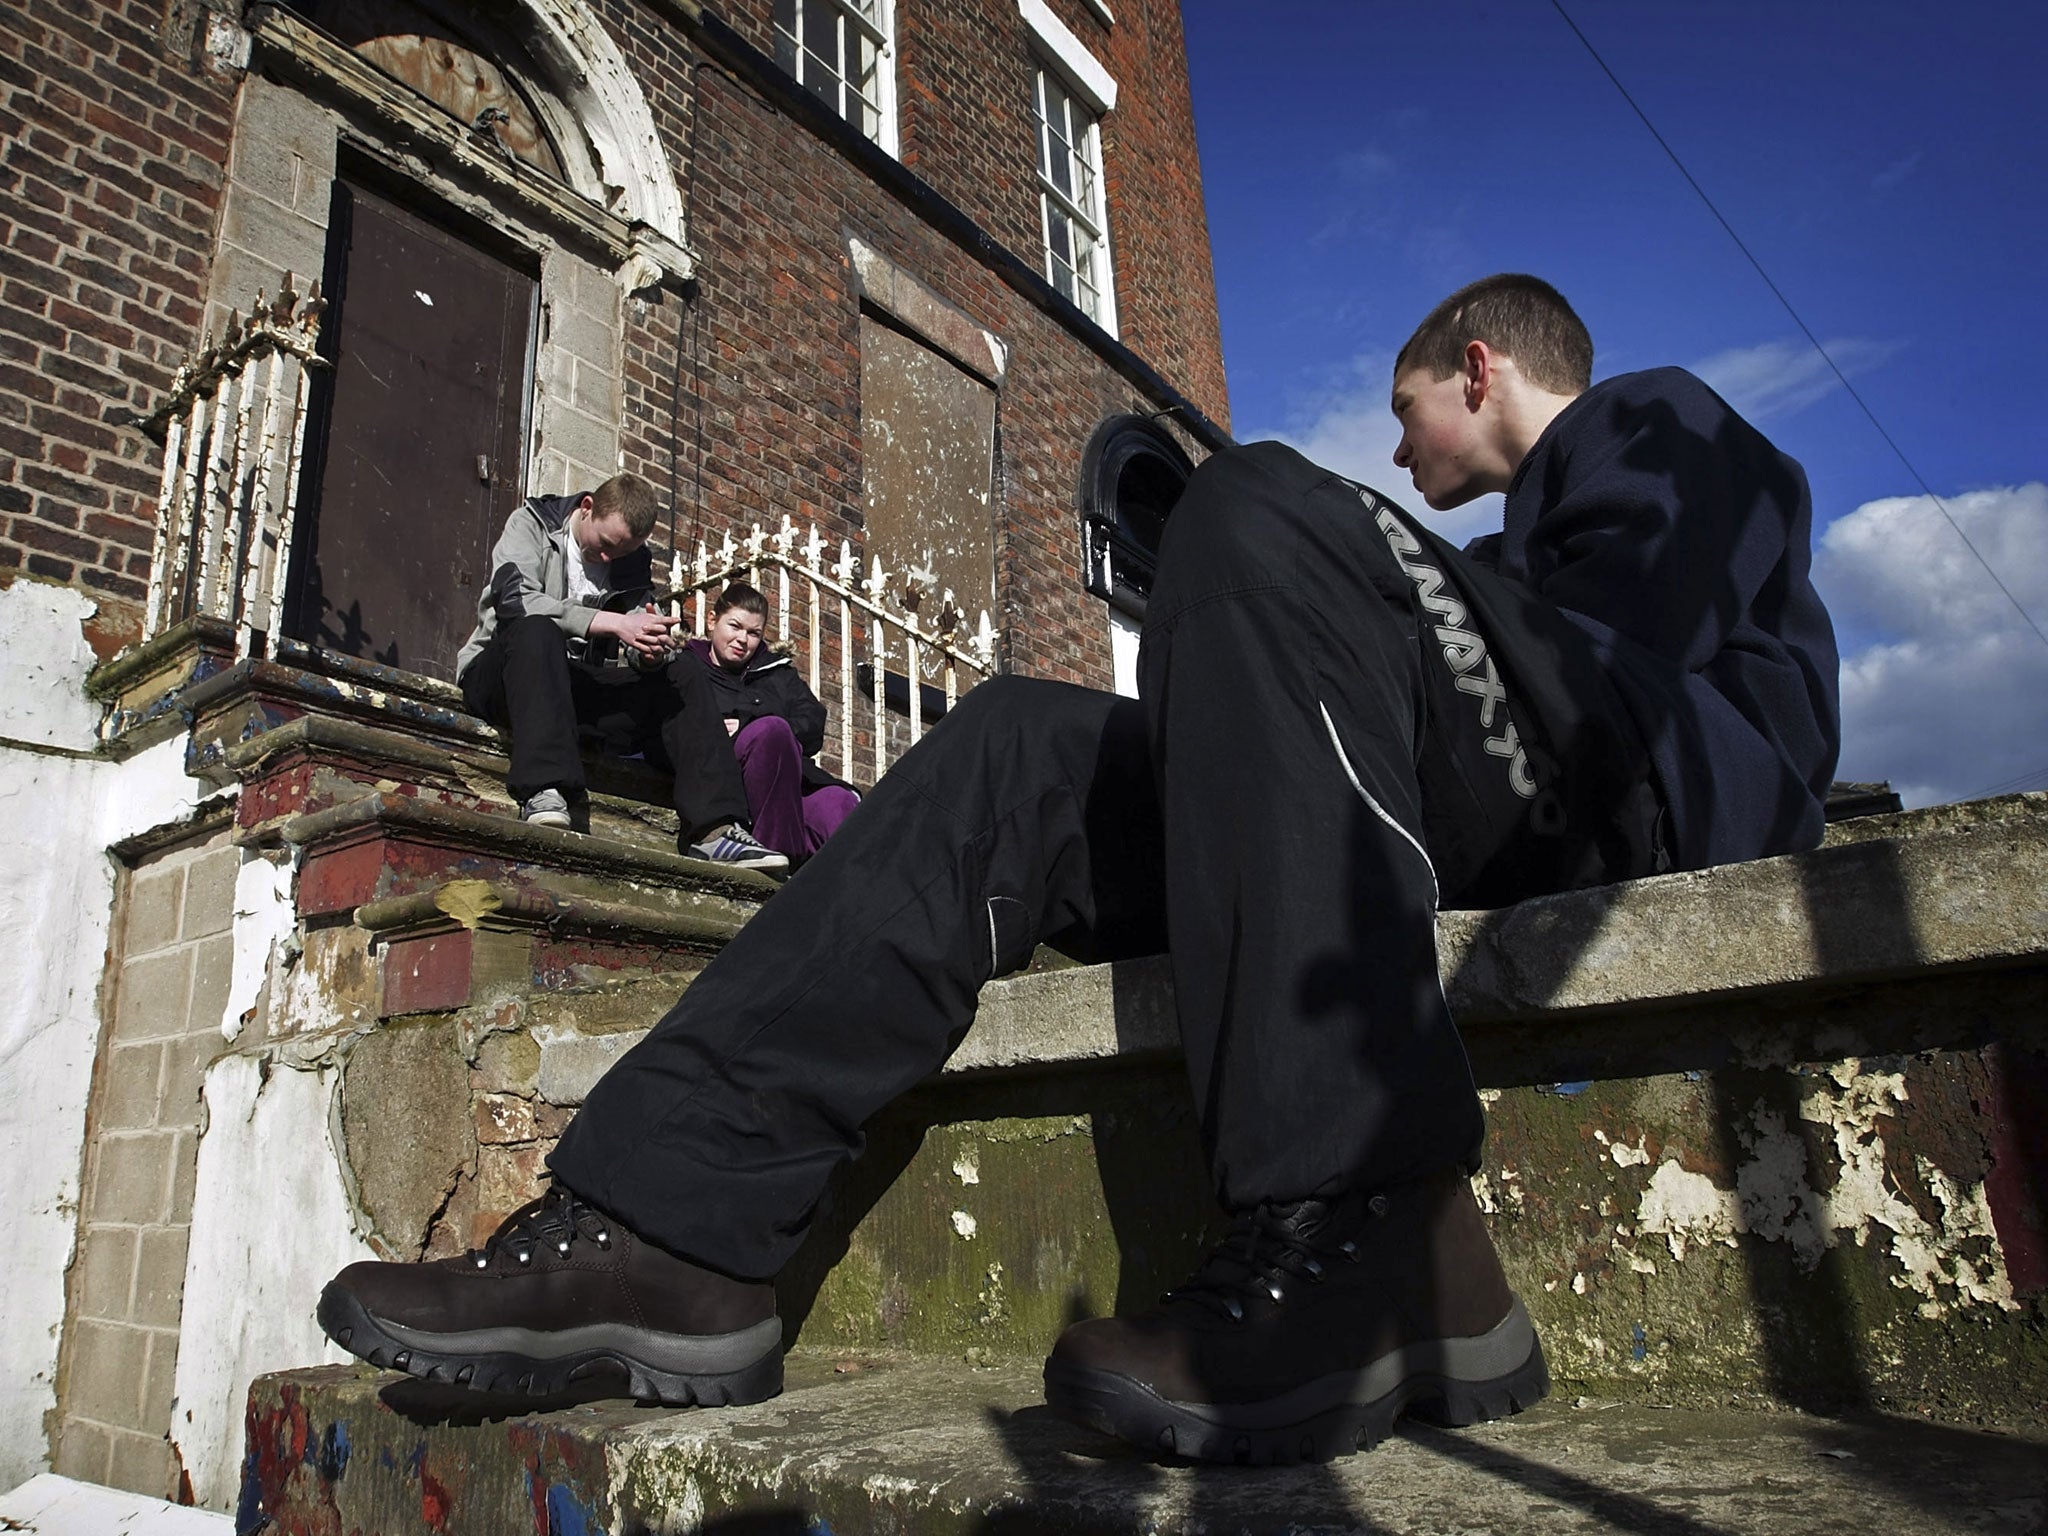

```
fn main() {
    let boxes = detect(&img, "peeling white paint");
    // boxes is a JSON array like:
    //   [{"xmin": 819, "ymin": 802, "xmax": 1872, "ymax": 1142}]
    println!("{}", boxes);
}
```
[
  {"xmin": 950, "ymin": 1210, "xmax": 977, "ymax": 1240},
  {"xmin": 223, "ymin": 853, "xmax": 295, "ymax": 1043},
  {"xmin": 268, "ymin": 926, "xmax": 366, "ymax": 1048},
  {"xmin": 0, "ymin": 583, "xmax": 104, "ymax": 750},
  {"xmin": 0, "ymin": 580, "xmax": 217, "ymax": 1490},
  {"xmin": 0, "ymin": 1474, "xmax": 231, "ymax": 1531},
  {"xmin": 1626, "ymin": 1063, "xmax": 2017, "ymax": 1315},
  {"xmin": 1809, "ymin": 1067, "xmax": 2016, "ymax": 1315},
  {"xmin": 1595, "ymin": 1129, "xmax": 1652, "ymax": 1167},
  {"xmin": 1636, "ymin": 1160, "xmax": 1743, "ymax": 1263},
  {"xmin": 1736, "ymin": 1107, "xmax": 1830, "ymax": 1268},
  {"xmin": 950, "ymin": 1153, "xmax": 979, "ymax": 1186},
  {"xmin": 862, "ymin": 1473, "xmax": 924, "ymax": 1499},
  {"xmin": 172, "ymin": 1055, "xmax": 377, "ymax": 1510}
]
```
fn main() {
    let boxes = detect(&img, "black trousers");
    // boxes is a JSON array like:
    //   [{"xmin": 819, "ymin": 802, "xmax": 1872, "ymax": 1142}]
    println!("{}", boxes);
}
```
[
  {"xmin": 550, "ymin": 445, "xmax": 1663, "ymax": 1278},
  {"xmin": 461, "ymin": 615, "xmax": 749, "ymax": 840}
]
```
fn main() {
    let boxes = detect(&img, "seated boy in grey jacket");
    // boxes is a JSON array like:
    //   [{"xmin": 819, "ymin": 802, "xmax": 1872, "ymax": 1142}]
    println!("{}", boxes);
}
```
[{"xmin": 454, "ymin": 472, "xmax": 786, "ymax": 871}]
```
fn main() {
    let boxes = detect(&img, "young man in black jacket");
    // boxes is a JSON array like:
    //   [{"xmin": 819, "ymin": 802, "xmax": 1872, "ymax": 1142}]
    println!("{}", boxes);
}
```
[
  {"xmin": 685, "ymin": 582, "xmax": 860, "ymax": 859},
  {"xmin": 320, "ymin": 276, "xmax": 1838, "ymax": 1465},
  {"xmin": 456, "ymin": 473, "xmax": 787, "ymax": 871}
]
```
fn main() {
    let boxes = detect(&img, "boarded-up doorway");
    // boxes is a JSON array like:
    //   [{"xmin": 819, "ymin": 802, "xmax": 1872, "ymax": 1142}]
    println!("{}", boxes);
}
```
[{"xmin": 287, "ymin": 174, "xmax": 536, "ymax": 680}]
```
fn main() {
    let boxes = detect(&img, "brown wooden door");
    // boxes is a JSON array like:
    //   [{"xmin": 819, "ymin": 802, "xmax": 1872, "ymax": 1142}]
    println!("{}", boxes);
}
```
[{"xmin": 287, "ymin": 175, "xmax": 535, "ymax": 680}]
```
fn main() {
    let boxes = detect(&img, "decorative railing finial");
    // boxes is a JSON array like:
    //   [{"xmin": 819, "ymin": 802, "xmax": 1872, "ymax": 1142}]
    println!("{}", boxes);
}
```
[{"xmin": 136, "ymin": 276, "xmax": 329, "ymax": 658}]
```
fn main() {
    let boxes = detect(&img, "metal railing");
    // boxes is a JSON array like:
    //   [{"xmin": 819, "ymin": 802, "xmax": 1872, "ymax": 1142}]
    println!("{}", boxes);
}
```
[
  {"xmin": 672, "ymin": 517, "xmax": 997, "ymax": 784},
  {"xmin": 138, "ymin": 278, "xmax": 328, "ymax": 657}
]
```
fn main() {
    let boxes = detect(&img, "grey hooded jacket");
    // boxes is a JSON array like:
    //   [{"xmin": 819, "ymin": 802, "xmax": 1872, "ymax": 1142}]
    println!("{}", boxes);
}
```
[{"xmin": 455, "ymin": 492, "xmax": 656, "ymax": 680}]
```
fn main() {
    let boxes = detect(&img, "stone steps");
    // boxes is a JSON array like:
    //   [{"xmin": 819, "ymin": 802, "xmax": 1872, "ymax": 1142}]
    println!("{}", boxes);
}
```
[
  {"xmin": 269, "ymin": 783, "xmax": 2047, "ymax": 1412},
  {"xmin": 241, "ymin": 1355, "xmax": 2048, "ymax": 1535}
]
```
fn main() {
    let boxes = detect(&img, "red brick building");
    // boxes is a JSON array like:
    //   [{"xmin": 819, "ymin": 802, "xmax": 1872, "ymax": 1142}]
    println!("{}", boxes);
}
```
[
  {"xmin": 1, "ymin": 0, "xmax": 1229, "ymax": 693},
  {"xmin": 0, "ymin": 0, "xmax": 1230, "ymax": 1502}
]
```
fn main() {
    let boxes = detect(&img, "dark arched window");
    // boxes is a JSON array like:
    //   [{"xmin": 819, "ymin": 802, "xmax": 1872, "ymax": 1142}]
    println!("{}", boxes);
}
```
[{"xmin": 1078, "ymin": 414, "xmax": 1195, "ymax": 620}]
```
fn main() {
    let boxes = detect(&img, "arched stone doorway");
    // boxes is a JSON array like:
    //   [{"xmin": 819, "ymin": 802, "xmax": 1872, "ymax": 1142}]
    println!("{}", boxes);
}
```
[{"xmin": 196, "ymin": 0, "xmax": 694, "ymax": 678}]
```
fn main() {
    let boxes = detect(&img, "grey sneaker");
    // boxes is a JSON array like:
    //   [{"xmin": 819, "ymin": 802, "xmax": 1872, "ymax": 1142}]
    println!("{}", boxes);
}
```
[
  {"xmin": 685, "ymin": 822, "xmax": 789, "ymax": 872},
  {"xmin": 520, "ymin": 788, "xmax": 573, "ymax": 827}
]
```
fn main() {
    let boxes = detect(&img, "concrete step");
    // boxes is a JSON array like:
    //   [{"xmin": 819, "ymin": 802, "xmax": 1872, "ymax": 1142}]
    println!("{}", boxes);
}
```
[
  {"xmin": 266, "ymin": 791, "xmax": 2048, "ymax": 1416},
  {"xmin": 242, "ymin": 1356, "xmax": 2048, "ymax": 1535}
]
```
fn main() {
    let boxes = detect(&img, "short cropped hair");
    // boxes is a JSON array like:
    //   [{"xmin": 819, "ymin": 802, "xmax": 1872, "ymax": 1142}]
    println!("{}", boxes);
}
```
[
  {"xmin": 714, "ymin": 581, "xmax": 767, "ymax": 619},
  {"xmin": 1395, "ymin": 275, "xmax": 1593, "ymax": 397},
  {"xmin": 590, "ymin": 473, "xmax": 660, "ymax": 541}
]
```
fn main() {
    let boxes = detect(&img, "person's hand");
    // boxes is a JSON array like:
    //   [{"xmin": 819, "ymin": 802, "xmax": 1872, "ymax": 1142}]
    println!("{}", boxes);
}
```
[{"xmin": 591, "ymin": 605, "xmax": 678, "ymax": 658}]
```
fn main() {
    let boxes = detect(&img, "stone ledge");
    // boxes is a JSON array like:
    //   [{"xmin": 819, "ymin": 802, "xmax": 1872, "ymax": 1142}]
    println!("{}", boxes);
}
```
[
  {"xmin": 527, "ymin": 792, "xmax": 2048, "ymax": 1103},
  {"xmin": 964, "ymin": 791, "xmax": 2048, "ymax": 1076},
  {"xmin": 277, "ymin": 791, "xmax": 780, "ymax": 903},
  {"xmin": 1439, "ymin": 791, "xmax": 2047, "ymax": 1022},
  {"xmin": 226, "ymin": 707, "xmax": 691, "ymax": 855},
  {"xmin": 240, "ymin": 1358, "xmax": 2048, "ymax": 1535}
]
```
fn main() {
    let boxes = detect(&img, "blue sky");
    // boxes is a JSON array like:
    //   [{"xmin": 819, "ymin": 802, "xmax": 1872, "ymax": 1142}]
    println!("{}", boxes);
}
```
[{"xmin": 1179, "ymin": 0, "xmax": 2048, "ymax": 807}]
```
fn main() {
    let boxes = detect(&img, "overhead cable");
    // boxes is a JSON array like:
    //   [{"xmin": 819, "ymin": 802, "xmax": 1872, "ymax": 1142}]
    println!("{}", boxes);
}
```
[{"xmin": 1549, "ymin": 0, "xmax": 2048, "ymax": 654}]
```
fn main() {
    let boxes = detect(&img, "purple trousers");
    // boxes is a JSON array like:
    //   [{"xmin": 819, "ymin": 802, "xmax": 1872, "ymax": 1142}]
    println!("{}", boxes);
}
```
[{"xmin": 732, "ymin": 717, "xmax": 860, "ymax": 857}]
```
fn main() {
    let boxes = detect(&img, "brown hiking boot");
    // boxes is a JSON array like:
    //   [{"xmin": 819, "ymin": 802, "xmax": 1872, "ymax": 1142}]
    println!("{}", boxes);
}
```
[
  {"xmin": 1043, "ymin": 1166, "xmax": 1547, "ymax": 1464},
  {"xmin": 317, "ymin": 1184, "xmax": 782, "ymax": 1406}
]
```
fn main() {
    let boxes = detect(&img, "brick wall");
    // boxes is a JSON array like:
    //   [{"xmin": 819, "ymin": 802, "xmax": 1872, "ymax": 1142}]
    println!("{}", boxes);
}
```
[
  {"xmin": 0, "ymin": 1, "xmax": 234, "ymax": 652},
  {"xmin": 0, "ymin": 0, "xmax": 1226, "ymax": 683},
  {"xmin": 1086, "ymin": 0, "xmax": 1230, "ymax": 416},
  {"xmin": 594, "ymin": 0, "xmax": 1226, "ymax": 689},
  {"xmin": 54, "ymin": 831, "xmax": 240, "ymax": 1498},
  {"xmin": 695, "ymin": 0, "xmax": 1227, "ymax": 424}
]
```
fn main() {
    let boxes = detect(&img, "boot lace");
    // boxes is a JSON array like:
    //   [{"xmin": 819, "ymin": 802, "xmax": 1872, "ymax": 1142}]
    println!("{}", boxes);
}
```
[
  {"xmin": 1165, "ymin": 1194, "xmax": 1387, "ymax": 1322},
  {"xmin": 469, "ymin": 1183, "xmax": 613, "ymax": 1270}
]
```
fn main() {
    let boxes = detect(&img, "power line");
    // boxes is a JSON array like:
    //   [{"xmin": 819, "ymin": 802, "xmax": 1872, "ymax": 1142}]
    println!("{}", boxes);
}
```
[
  {"xmin": 1548, "ymin": 0, "xmax": 2048, "ymax": 655},
  {"xmin": 1961, "ymin": 761, "xmax": 2048, "ymax": 801}
]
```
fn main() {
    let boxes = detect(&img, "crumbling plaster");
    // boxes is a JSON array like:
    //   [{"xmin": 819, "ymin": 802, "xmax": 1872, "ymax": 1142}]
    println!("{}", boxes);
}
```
[
  {"xmin": 171, "ymin": 1056, "xmax": 375, "ymax": 1511},
  {"xmin": 1624, "ymin": 1061, "xmax": 2015, "ymax": 1316},
  {"xmin": 0, "ymin": 582, "xmax": 216, "ymax": 1491}
]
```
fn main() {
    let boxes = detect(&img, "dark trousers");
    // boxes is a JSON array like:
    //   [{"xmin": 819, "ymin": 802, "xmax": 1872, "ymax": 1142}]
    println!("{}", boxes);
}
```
[
  {"xmin": 550, "ymin": 445, "xmax": 1663, "ymax": 1278},
  {"xmin": 461, "ymin": 615, "xmax": 749, "ymax": 840}
]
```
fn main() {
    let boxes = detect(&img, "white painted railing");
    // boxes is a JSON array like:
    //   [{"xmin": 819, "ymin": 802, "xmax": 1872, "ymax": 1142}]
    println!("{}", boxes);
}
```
[
  {"xmin": 138, "ymin": 278, "xmax": 328, "ymax": 658},
  {"xmin": 672, "ymin": 518, "xmax": 997, "ymax": 784}
]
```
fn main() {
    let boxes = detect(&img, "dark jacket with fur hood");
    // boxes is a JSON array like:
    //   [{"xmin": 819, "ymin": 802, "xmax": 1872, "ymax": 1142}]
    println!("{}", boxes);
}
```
[{"xmin": 684, "ymin": 638, "xmax": 851, "ymax": 792}]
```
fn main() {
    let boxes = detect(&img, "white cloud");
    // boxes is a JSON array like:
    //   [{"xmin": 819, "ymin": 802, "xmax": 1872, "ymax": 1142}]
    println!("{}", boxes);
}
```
[
  {"xmin": 1242, "ymin": 352, "xmax": 1504, "ymax": 548},
  {"xmin": 1815, "ymin": 483, "xmax": 2048, "ymax": 805},
  {"xmin": 1689, "ymin": 336, "xmax": 1902, "ymax": 424}
]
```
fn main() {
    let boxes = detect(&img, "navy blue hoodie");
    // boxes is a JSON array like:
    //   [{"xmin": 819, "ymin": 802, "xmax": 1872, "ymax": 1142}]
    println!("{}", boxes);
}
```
[{"xmin": 1465, "ymin": 368, "xmax": 1840, "ymax": 868}]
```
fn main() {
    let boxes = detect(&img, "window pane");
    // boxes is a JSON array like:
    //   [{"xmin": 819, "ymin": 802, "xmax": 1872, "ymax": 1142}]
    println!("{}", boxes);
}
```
[
  {"xmin": 774, "ymin": 0, "xmax": 892, "ymax": 144},
  {"xmin": 803, "ymin": 48, "xmax": 838, "ymax": 109},
  {"xmin": 1046, "ymin": 203, "xmax": 1075, "ymax": 299},
  {"xmin": 1035, "ymin": 63, "xmax": 1108, "ymax": 325},
  {"xmin": 774, "ymin": 0, "xmax": 799, "ymax": 74},
  {"xmin": 804, "ymin": 0, "xmax": 837, "ymax": 74},
  {"xmin": 853, "ymin": 32, "xmax": 878, "ymax": 100},
  {"xmin": 1046, "ymin": 131, "xmax": 1072, "ymax": 195}
]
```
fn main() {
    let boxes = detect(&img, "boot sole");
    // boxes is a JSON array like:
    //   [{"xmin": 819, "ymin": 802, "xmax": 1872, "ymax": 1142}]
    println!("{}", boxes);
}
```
[
  {"xmin": 317, "ymin": 1282, "xmax": 784, "ymax": 1407},
  {"xmin": 1043, "ymin": 1298, "xmax": 1550, "ymax": 1466}
]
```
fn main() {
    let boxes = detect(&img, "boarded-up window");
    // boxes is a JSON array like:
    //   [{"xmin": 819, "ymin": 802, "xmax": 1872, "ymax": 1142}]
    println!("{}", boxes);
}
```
[{"xmin": 858, "ymin": 315, "xmax": 996, "ymax": 623}]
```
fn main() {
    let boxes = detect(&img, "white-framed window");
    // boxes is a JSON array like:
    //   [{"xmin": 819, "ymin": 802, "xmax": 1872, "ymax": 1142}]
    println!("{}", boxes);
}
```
[
  {"xmin": 773, "ymin": 0, "xmax": 897, "ymax": 152},
  {"xmin": 1034, "ymin": 64, "xmax": 1115, "ymax": 331}
]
